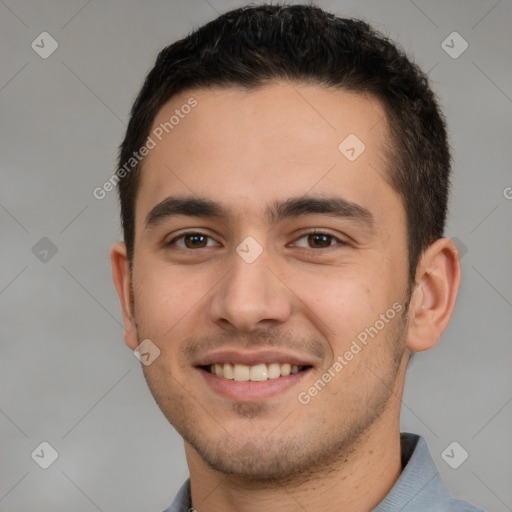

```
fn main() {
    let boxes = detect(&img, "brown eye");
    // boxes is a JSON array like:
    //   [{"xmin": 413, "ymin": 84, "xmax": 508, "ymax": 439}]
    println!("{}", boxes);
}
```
[
  {"xmin": 293, "ymin": 231, "xmax": 343, "ymax": 249},
  {"xmin": 167, "ymin": 232, "xmax": 217, "ymax": 249},
  {"xmin": 183, "ymin": 233, "xmax": 208, "ymax": 248},
  {"xmin": 307, "ymin": 233, "xmax": 334, "ymax": 249}
]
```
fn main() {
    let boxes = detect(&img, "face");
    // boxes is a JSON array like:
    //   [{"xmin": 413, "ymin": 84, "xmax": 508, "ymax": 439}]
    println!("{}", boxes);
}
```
[{"xmin": 126, "ymin": 83, "xmax": 413, "ymax": 479}]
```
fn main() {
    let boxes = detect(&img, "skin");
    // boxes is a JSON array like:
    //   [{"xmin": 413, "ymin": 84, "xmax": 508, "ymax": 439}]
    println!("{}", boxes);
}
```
[{"xmin": 111, "ymin": 83, "xmax": 461, "ymax": 512}]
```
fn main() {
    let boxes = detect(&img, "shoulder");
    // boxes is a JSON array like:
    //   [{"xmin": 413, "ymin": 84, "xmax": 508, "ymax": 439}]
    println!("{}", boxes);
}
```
[
  {"xmin": 161, "ymin": 479, "xmax": 191, "ymax": 512},
  {"xmin": 445, "ymin": 497, "xmax": 485, "ymax": 512}
]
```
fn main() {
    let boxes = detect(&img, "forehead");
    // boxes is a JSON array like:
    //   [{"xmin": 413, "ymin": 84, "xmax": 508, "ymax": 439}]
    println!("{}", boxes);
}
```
[{"xmin": 136, "ymin": 83, "xmax": 397, "ymax": 226}]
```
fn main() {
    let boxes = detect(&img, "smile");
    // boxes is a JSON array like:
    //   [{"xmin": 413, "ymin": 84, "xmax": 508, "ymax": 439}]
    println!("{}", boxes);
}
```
[{"xmin": 205, "ymin": 362, "xmax": 310, "ymax": 381}]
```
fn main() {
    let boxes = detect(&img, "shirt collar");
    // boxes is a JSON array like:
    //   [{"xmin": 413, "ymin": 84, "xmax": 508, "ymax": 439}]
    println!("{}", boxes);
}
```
[{"xmin": 372, "ymin": 432, "xmax": 454, "ymax": 511}]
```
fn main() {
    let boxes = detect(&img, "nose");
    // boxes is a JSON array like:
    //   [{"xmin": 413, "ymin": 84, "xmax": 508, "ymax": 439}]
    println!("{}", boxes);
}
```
[{"xmin": 208, "ymin": 246, "xmax": 293, "ymax": 332}]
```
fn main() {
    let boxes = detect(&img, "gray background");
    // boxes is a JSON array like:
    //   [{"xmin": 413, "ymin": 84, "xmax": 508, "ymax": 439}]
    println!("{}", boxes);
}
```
[{"xmin": 1, "ymin": 0, "xmax": 511, "ymax": 511}]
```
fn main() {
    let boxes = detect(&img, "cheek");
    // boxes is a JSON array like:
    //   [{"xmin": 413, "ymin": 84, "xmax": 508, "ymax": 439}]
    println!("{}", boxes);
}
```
[
  {"xmin": 132, "ymin": 260, "xmax": 207, "ymax": 339},
  {"xmin": 294, "ymin": 267, "xmax": 378, "ymax": 329},
  {"xmin": 291, "ymin": 264, "xmax": 402, "ymax": 354}
]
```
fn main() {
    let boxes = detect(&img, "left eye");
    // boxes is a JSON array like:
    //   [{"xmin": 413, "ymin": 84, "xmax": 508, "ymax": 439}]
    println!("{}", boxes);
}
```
[{"xmin": 293, "ymin": 232, "xmax": 343, "ymax": 249}]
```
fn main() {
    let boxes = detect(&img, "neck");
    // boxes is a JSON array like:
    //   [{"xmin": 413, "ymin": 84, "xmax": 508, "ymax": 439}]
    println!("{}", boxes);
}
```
[{"xmin": 185, "ymin": 405, "xmax": 403, "ymax": 512}]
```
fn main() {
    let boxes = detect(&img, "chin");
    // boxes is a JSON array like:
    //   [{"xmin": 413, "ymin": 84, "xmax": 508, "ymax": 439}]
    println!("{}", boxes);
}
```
[{"xmin": 190, "ymin": 436, "xmax": 316, "ymax": 481}]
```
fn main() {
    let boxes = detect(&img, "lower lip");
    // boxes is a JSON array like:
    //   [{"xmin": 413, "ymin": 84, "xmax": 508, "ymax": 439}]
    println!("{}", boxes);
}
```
[{"xmin": 198, "ymin": 367, "xmax": 312, "ymax": 401}]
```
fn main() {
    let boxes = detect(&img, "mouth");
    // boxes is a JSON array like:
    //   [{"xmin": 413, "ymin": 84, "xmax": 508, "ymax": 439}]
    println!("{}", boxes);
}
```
[
  {"xmin": 194, "ymin": 351, "xmax": 315, "ymax": 401},
  {"xmin": 201, "ymin": 362, "xmax": 312, "ymax": 381}
]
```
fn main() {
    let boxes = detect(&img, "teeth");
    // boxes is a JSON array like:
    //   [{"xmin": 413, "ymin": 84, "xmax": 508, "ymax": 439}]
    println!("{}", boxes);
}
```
[
  {"xmin": 223, "ymin": 363, "xmax": 234, "ymax": 379},
  {"xmin": 267, "ymin": 363, "xmax": 281, "ymax": 379},
  {"xmin": 214, "ymin": 363, "xmax": 224, "ymax": 377},
  {"xmin": 209, "ymin": 362, "xmax": 306, "ymax": 381},
  {"xmin": 250, "ymin": 363, "xmax": 268, "ymax": 381},
  {"xmin": 280, "ymin": 363, "xmax": 291, "ymax": 376},
  {"xmin": 233, "ymin": 363, "xmax": 250, "ymax": 381}
]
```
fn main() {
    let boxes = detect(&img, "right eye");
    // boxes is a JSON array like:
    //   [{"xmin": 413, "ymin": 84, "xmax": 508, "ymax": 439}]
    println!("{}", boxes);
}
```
[{"xmin": 166, "ymin": 232, "xmax": 220, "ymax": 249}]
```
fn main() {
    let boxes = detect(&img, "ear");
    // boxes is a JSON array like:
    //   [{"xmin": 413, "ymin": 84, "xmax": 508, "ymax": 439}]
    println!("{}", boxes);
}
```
[
  {"xmin": 405, "ymin": 238, "xmax": 461, "ymax": 352},
  {"xmin": 110, "ymin": 242, "xmax": 139, "ymax": 351}
]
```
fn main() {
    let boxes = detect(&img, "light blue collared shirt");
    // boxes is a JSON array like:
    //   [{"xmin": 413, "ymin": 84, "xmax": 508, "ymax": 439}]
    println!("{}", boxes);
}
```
[{"xmin": 162, "ymin": 433, "xmax": 483, "ymax": 512}]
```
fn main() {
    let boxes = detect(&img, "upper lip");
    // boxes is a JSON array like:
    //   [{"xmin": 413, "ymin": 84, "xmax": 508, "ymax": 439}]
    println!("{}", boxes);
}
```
[{"xmin": 194, "ymin": 349, "xmax": 316, "ymax": 367}]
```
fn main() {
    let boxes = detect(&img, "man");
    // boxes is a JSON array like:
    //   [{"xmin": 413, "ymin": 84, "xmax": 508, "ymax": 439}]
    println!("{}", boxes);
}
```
[{"xmin": 110, "ymin": 4, "xmax": 483, "ymax": 511}]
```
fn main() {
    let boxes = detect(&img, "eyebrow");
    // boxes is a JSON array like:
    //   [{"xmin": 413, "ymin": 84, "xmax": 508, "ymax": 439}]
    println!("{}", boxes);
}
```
[{"xmin": 145, "ymin": 195, "xmax": 374, "ymax": 230}]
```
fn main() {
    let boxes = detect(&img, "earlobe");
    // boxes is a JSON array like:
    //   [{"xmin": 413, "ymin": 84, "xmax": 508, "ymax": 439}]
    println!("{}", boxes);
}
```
[
  {"xmin": 405, "ymin": 238, "xmax": 461, "ymax": 352},
  {"xmin": 110, "ymin": 242, "xmax": 139, "ymax": 350}
]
